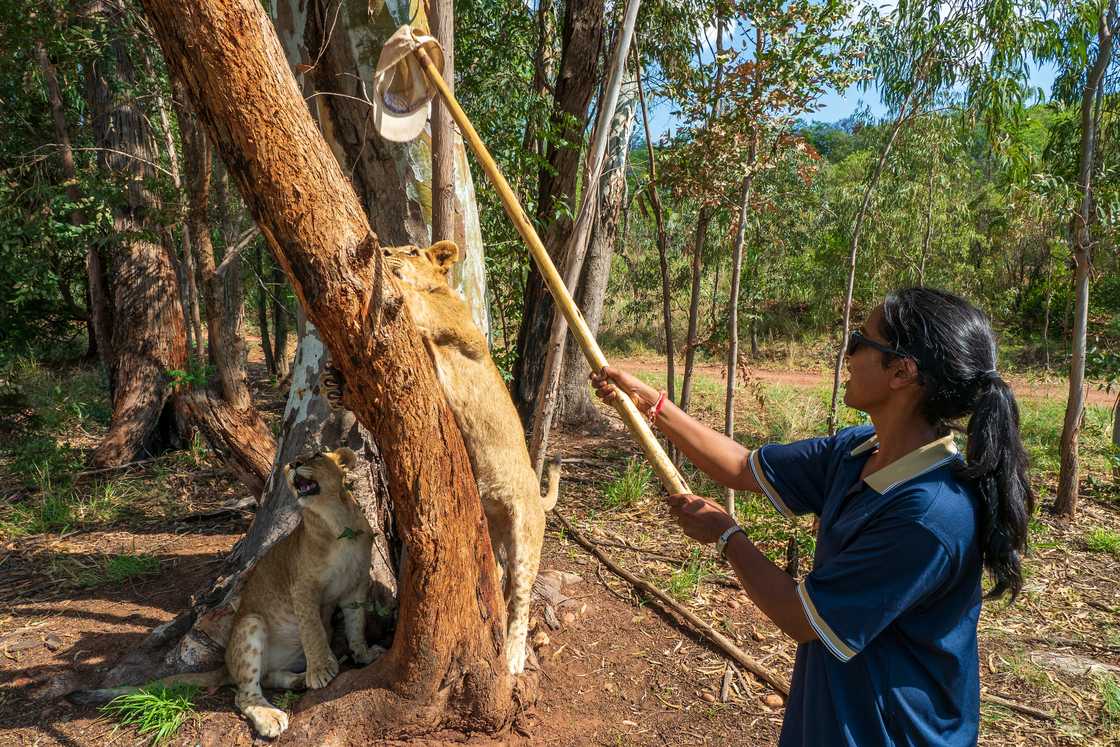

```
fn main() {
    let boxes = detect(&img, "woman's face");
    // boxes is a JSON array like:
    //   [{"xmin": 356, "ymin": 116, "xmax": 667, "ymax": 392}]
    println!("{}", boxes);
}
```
[{"xmin": 842, "ymin": 305, "xmax": 898, "ymax": 413}]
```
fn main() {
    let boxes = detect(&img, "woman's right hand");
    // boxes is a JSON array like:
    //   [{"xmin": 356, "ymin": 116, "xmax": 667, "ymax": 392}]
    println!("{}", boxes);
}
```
[{"xmin": 590, "ymin": 366, "xmax": 661, "ymax": 411}]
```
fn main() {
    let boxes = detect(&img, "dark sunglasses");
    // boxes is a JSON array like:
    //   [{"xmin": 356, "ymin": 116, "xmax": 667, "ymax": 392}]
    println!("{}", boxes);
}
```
[{"xmin": 847, "ymin": 329, "xmax": 909, "ymax": 359}]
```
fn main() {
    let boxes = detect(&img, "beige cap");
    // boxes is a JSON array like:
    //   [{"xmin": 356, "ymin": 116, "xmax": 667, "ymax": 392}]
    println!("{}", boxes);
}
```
[{"xmin": 371, "ymin": 25, "xmax": 445, "ymax": 143}]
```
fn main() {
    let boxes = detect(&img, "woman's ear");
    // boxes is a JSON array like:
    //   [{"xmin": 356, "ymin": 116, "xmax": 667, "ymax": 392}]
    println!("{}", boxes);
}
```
[{"xmin": 890, "ymin": 357, "xmax": 921, "ymax": 388}]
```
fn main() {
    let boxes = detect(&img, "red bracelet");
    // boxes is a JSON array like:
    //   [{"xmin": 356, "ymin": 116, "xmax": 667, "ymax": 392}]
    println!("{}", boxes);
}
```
[{"xmin": 647, "ymin": 391, "xmax": 667, "ymax": 425}]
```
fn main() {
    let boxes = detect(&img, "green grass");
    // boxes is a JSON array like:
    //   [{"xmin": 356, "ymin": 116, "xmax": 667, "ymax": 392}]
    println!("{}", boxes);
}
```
[
  {"xmin": 1101, "ymin": 674, "xmax": 1120, "ymax": 726},
  {"xmin": 72, "ymin": 553, "xmax": 161, "ymax": 589},
  {"xmin": 1085, "ymin": 528, "xmax": 1120, "ymax": 557},
  {"xmin": 1017, "ymin": 396, "xmax": 1113, "ymax": 477},
  {"xmin": 602, "ymin": 458, "xmax": 653, "ymax": 509},
  {"xmin": 101, "ymin": 683, "xmax": 199, "ymax": 745},
  {"xmin": 665, "ymin": 548, "xmax": 711, "ymax": 601}
]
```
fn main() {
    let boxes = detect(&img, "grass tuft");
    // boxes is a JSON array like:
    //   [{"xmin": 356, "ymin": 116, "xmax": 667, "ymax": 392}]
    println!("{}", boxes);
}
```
[
  {"xmin": 1085, "ymin": 528, "xmax": 1120, "ymax": 557},
  {"xmin": 603, "ymin": 458, "xmax": 653, "ymax": 509},
  {"xmin": 666, "ymin": 548, "xmax": 711, "ymax": 601},
  {"xmin": 1101, "ymin": 674, "xmax": 1120, "ymax": 727},
  {"xmin": 101, "ymin": 683, "xmax": 199, "ymax": 745}
]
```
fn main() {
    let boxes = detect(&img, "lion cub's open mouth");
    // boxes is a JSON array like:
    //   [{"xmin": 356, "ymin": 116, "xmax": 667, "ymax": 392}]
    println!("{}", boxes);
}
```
[{"xmin": 292, "ymin": 470, "xmax": 320, "ymax": 497}]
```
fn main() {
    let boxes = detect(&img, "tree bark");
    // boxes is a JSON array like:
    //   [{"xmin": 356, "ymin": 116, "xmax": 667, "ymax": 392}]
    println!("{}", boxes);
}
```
[
  {"xmin": 680, "ymin": 208, "xmax": 710, "ymax": 415},
  {"xmin": 511, "ymin": 0, "xmax": 604, "ymax": 424},
  {"xmin": 557, "ymin": 80, "xmax": 638, "ymax": 426},
  {"xmin": 724, "ymin": 164, "xmax": 755, "ymax": 515},
  {"xmin": 138, "ymin": 0, "xmax": 517, "ymax": 737},
  {"xmin": 431, "ymin": 0, "xmax": 455, "ymax": 244},
  {"xmin": 255, "ymin": 244, "xmax": 277, "ymax": 375},
  {"xmin": 85, "ymin": 0, "xmax": 189, "ymax": 468},
  {"xmin": 635, "ymin": 42, "xmax": 676, "ymax": 404},
  {"xmin": 1055, "ymin": 3, "xmax": 1117, "ymax": 520},
  {"xmin": 176, "ymin": 95, "xmax": 276, "ymax": 495},
  {"xmin": 271, "ymin": 264, "xmax": 291, "ymax": 378}
]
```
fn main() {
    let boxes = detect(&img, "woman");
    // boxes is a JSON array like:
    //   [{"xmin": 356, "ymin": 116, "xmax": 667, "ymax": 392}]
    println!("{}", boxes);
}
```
[{"xmin": 591, "ymin": 288, "xmax": 1033, "ymax": 746}]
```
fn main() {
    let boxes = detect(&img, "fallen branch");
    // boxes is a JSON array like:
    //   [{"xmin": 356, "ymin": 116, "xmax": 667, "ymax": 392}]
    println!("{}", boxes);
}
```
[
  {"xmin": 982, "ymin": 693, "xmax": 1056, "ymax": 721},
  {"xmin": 553, "ymin": 509, "xmax": 789, "ymax": 697},
  {"xmin": 586, "ymin": 536, "xmax": 742, "ymax": 590}
]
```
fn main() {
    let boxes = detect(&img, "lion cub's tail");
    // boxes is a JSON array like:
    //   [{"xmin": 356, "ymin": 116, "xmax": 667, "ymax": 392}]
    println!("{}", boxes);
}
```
[
  {"xmin": 541, "ymin": 458, "xmax": 562, "ymax": 512},
  {"xmin": 69, "ymin": 667, "xmax": 230, "ymax": 706}
]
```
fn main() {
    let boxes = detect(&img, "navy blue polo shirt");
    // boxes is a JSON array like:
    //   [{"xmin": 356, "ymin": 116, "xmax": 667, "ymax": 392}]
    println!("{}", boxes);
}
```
[{"xmin": 748, "ymin": 425, "xmax": 981, "ymax": 747}]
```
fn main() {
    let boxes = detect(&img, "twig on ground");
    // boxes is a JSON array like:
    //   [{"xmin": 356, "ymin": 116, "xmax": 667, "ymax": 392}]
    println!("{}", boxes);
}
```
[
  {"xmin": 553, "ymin": 509, "xmax": 790, "ymax": 697},
  {"xmin": 982, "ymin": 693, "xmax": 1056, "ymax": 721},
  {"xmin": 720, "ymin": 663, "xmax": 734, "ymax": 702},
  {"xmin": 587, "ymin": 536, "xmax": 743, "ymax": 590},
  {"xmin": 74, "ymin": 457, "xmax": 164, "ymax": 479}
]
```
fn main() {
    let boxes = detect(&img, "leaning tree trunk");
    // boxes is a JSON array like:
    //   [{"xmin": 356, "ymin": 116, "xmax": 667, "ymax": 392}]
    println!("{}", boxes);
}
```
[
  {"xmin": 1056, "ymin": 4, "xmax": 1116, "ymax": 519},
  {"xmin": 511, "ymin": 0, "xmax": 604, "ymax": 425},
  {"xmin": 139, "ymin": 0, "xmax": 517, "ymax": 738},
  {"xmin": 176, "ymin": 97, "xmax": 277, "ymax": 495},
  {"xmin": 85, "ymin": 0, "xmax": 189, "ymax": 468},
  {"xmin": 102, "ymin": 0, "xmax": 494, "ymax": 729},
  {"xmin": 557, "ymin": 77, "xmax": 639, "ymax": 426}
]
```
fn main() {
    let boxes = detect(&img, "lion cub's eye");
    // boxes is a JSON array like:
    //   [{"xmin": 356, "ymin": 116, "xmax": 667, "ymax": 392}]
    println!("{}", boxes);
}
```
[{"xmin": 409, "ymin": 248, "xmax": 419, "ymax": 256}]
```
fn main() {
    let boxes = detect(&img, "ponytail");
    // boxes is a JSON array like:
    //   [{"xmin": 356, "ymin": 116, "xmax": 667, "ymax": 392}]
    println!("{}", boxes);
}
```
[
  {"xmin": 958, "ymin": 375, "xmax": 1033, "ymax": 601},
  {"xmin": 881, "ymin": 288, "xmax": 1035, "ymax": 602}
]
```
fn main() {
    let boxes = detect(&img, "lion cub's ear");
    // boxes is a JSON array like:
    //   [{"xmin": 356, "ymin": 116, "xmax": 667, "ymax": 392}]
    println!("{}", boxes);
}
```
[
  {"xmin": 331, "ymin": 447, "xmax": 358, "ymax": 471},
  {"xmin": 425, "ymin": 240, "xmax": 460, "ymax": 274}
]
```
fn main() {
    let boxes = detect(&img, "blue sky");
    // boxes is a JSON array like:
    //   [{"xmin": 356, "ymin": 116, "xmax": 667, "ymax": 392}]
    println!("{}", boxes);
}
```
[{"xmin": 646, "ymin": 60, "xmax": 1059, "ymax": 138}]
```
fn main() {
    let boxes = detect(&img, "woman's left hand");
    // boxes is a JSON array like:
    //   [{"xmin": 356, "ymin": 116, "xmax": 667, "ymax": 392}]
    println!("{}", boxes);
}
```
[{"xmin": 665, "ymin": 494, "xmax": 737, "ymax": 544}]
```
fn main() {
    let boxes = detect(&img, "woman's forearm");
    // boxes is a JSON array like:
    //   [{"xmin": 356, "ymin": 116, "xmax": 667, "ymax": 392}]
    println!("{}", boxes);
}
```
[
  {"xmin": 723, "ymin": 532, "xmax": 816, "ymax": 644},
  {"xmin": 654, "ymin": 400, "xmax": 761, "ymax": 493}
]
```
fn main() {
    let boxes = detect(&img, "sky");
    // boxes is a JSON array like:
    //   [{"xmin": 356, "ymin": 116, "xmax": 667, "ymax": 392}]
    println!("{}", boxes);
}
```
[{"xmin": 644, "ymin": 59, "xmax": 1060, "ymax": 139}]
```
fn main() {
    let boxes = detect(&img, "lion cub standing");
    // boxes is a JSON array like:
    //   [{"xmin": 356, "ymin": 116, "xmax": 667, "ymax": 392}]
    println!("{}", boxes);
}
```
[{"xmin": 378, "ymin": 241, "xmax": 560, "ymax": 675}]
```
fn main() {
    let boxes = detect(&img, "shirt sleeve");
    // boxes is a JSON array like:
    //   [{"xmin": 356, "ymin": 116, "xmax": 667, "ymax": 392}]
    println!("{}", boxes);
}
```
[
  {"xmin": 797, "ymin": 519, "xmax": 953, "ymax": 662},
  {"xmin": 749, "ymin": 436, "xmax": 837, "ymax": 518}
]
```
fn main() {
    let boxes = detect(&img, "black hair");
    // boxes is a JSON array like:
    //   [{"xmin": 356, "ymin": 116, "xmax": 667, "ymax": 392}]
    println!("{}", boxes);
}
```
[{"xmin": 879, "ymin": 287, "xmax": 1034, "ymax": 602}]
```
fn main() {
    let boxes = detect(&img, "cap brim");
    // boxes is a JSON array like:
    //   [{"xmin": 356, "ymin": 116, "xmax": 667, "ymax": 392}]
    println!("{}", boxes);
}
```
[{"xmin": 371, "ymin": 26, "xmax": 445, "ymax": 143}]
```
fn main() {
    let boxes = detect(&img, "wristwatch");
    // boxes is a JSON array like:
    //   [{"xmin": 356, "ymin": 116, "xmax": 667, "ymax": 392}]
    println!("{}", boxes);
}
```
[{"xmin": 716, "ymin": 524, "xmax": 746, "ymax": 559}]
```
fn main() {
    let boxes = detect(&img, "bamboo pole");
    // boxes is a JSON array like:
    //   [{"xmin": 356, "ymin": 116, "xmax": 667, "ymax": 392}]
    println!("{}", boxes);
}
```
[{"xmin": 413, "ymin": 45, "xmax": 689, "ymax": 497}]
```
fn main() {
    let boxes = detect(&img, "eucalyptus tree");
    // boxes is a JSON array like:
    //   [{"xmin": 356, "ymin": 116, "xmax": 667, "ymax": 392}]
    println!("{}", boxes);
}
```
[{"xmin": 1043, "ymin": 0, "xmax": 1120, "ymax": 520}]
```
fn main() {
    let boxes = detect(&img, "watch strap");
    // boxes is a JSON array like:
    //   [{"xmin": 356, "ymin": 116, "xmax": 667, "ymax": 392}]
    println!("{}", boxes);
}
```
[{"xmin": 717, "ymin": 524, "xmax": 746, "ymax": 558}]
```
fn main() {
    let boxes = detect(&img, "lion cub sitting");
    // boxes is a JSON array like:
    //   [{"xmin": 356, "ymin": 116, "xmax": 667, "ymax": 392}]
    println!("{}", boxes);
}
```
[
  {"xmin": 79, "ymin": 448, "xmax": 380, "ymax": 738},
  {"xmin": 219, "ymin": 447, "xmax": 380, "ymax": 736},
  {"xmin": 377, "ymin": 241, "xmax": 560, "ymax": 675}
]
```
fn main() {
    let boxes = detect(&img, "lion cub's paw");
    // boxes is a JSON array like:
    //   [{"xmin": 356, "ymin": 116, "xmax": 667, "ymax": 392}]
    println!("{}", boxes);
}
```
[
  {"xmin": 245, "ymin": 704, "xmax": 289, "ymax": 738},
  {"xmin": 352, "ymin": 644, "xmax": 386, "ymax": 666},
  {"xmin": 305, "ymin": 654, "xmax": 339, "ymax": 689},
  {"xmin": 321, "ymin": 364, "xmax": 347, "ymax": 411}
]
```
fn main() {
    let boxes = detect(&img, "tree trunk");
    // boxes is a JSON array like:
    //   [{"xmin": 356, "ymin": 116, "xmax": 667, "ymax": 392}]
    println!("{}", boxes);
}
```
[
  {"xmin": 635, "ymin": 42, "xmax": 676, "ymax": 403},
  {"xmin": 511, "ymin": 0, "xmax": 604, "ymax": 424},
  {"xmin": 255, "ymin": 244, "xmax": 277, "ymax": 374},
  {"xmin": 827, "ymin": 95, "xmax": 914, "ymax": 435},
  {"xmin": 431, "ymin": 0, "xmax": 455, "ymax": 244},
  {"xmin": 724, "ymin": 163, "xmax": 755, "ymax": 515},
  {"xmin": 271, "ymin": 264, "xmax": 291, "ymax": 378},
  {"xmin": 918, "ymin": 143, "xmax": 936, "ymax": 287},
  {"xmin": 36, "ymin": 41, "xmax": 97, "ymax": 356},
  {"xmin": 680, "ymin": 208, "xmax": 711, "ymax": 415},
  {"xmin": 85, "ymin": 0, "xmax": 188, "ymax": 468},
  {"xmin": 138, "ymin": 0, "xmax": 517, "ymax": 737},
  {"xmin": 152, "ymin": 81, "xmax": 204, "ymax": 361},
  {"xmin": 176, "ymin": 95, "xmax": 276, "ymax": 495},
  {"xmin": 557, "ymin": 79, "xmax": 638, "ymax": 427},
  {"xmin": 1055, "ymin": 3, "xmax": 1116, "ymax": 519}
]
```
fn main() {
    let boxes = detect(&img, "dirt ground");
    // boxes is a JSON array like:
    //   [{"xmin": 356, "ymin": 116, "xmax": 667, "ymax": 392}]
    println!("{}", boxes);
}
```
[{"xmin": 1, "ymin": 355, "xmax": 1118, "ymax": 745}]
